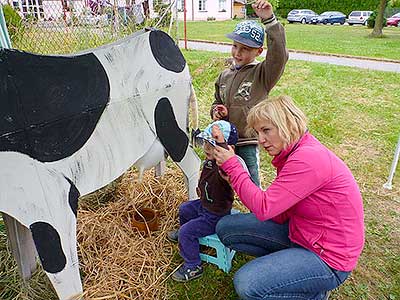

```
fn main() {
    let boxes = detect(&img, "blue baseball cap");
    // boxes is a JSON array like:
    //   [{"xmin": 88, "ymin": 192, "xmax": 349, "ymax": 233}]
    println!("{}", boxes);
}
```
[
  {"xmin": 226, "ymin": 20, "xmax": 264, "ymax": 48},
  {"xmin": 197, "ymin": 120, "xmax": 238, "ymax": 146}
]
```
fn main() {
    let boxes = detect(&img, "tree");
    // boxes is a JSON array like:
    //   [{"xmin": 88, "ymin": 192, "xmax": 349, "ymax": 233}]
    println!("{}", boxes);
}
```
[{"xmin": 370, "ymin": 0, "xmax": 387, "ymax": 37}]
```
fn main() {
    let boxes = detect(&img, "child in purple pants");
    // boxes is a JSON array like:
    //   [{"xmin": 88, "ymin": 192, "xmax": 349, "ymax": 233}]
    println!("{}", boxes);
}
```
[{"xmin": 167, "ymin": 120, "xmax": 239, "ymax": 282}]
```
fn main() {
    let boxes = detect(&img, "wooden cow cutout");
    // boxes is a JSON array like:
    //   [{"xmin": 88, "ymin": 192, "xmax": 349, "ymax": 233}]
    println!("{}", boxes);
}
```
[{"xmin": 0, "ymin": 28, "xmax": 200, "ymax": 299}]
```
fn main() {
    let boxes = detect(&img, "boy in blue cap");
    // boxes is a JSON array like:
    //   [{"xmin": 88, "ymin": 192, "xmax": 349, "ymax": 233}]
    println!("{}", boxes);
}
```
[
  {"xmin": 167, "ymin": 120, "xmax": 244, "ymax": 282},
  {"xmin": 211, "ymin": 0, "xmax": 288, "ymax": 187}
]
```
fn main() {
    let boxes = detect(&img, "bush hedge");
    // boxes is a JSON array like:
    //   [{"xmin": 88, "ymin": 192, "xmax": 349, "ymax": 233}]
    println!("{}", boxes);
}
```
[
  {"xmin": 367, "ymin": 10, "xmax": 387, "ymax": 28},
  {"xmin": 2, "ymin": 4, "xmax": 22, "ymax": 41},
  {"xmin": 275, "ymin": 0, "xmax": 381, "ymax": 17}
]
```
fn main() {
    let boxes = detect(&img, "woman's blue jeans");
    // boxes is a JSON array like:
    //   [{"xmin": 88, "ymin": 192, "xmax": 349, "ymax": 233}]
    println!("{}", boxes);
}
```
[{"xmin": 216, "ymin": 213, "xmax": 350, "ymax": 300}]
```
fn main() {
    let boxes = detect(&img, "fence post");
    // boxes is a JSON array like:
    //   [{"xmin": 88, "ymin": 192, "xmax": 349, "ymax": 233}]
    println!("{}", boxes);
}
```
[{"xmin": 0, "ymin": 5, "xmax": 12, "ymax": 48}]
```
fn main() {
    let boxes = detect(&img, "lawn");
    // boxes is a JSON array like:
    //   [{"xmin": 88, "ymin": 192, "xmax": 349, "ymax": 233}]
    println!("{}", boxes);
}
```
[
  {"xmin": 178, "ymin": 20, "xmax": 400, "ymax": 61},
  {"xmin": 171, "ymin": 50, "xmax": 400, "ymax": 300},
  {"xmin": 1, "ymin": 52, "xmax": 399, "ymax": 299}
]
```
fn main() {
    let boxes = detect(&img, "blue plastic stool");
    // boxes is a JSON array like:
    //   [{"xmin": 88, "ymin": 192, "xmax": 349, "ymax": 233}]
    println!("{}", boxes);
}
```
[
  {"xmin": 198, "ymin": 209, "xmax": 240, "ymax": 273},
  {"xmin": 199, "ymin": 233, "xmax": 236, "ymax": 273}
]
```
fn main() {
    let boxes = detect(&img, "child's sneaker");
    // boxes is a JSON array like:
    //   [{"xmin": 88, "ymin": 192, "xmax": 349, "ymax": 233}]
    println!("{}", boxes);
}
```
[
  {"xmin": 171, "ymin": 265, "xmax": 203, "ymax": 282},
  {"xmin": 324, "ymin": 291, "xmax": 331, "ymax": 300},
  {"xmin": 167, "ymin": 230, "xmax": 179, "ymax": 243}
]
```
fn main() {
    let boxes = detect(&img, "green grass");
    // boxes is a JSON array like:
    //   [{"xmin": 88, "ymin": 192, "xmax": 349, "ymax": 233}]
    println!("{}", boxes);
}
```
[
  {"xmin": 178, "ymin": 20, "xmax": 400, "ymax": 61},
  {"xmin": 0, "ymin": 50, "xmax": 399, "ymax": 299},
  {"xmin": 167, "ymin": 50, "xmax": 400, "ymax": 300}
]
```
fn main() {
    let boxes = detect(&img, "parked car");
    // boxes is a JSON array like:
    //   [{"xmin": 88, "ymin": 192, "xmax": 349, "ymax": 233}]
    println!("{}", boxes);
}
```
[
  {"xmin": 311, "ymin": 11, "xmax": 346, "ymax": 25},
  {"xmin": 287, "ymin": 9, "xmax": 319, "ymax": 24},
  {"xmin": 386, "ymin": 12, "xmax": 400, "ymax": 26},
  {"xmin": 347, "ymin": 11, "xmax": 372, "ymax": 26}
]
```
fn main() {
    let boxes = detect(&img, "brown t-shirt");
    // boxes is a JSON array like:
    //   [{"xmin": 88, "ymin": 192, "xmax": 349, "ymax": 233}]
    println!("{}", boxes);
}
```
[{"xmin": 197, "ymin": 159, "xmax": 234, "ymax": 216}]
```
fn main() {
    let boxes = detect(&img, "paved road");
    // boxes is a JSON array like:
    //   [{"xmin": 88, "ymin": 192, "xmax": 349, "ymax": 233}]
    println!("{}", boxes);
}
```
[{"xmin": 179, "ymin": 40, "xmax": 400, "ymax": 73}]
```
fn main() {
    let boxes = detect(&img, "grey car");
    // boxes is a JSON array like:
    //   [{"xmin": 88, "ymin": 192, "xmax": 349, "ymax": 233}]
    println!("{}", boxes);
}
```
[{"xmin": 287, "ymin": 9, "xmax": 319, "ymax": 24}]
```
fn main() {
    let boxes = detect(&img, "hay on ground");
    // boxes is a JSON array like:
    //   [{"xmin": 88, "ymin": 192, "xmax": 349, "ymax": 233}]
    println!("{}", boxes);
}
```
[{"xmin": 77, "ymin": 165, "xmax": 187, "ymax": 300}]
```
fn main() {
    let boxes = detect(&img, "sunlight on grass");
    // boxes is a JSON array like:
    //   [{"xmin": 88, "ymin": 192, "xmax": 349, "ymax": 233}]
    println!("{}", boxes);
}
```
[
  {"xmin": 178, "ymin": 20, "xmax": 400, "ymax": 60},
  {"xmin": 0, "ymin": 47, "xmax": 398, "ymax": 299},
  {"xmin": 166, "ymin": 50, "xmax": 400, "ymax": 300}
]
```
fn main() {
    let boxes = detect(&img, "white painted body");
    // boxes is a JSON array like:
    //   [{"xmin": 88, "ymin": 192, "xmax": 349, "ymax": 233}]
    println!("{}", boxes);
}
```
[{"xmin": 0, "ymin": 30, "xmax": 200, "ymax": 300}]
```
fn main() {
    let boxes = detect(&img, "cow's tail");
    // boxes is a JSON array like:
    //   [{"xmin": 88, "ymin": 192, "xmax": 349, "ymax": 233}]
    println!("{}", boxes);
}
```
[{"xmin": 189, "ymin": 84, "xmax": 199, "ymax": 145}]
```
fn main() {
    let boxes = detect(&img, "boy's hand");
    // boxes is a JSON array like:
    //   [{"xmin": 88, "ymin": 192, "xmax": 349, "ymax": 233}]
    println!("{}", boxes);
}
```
[
  {"xmin": 252, "ymin": 0, "xmax": 273, "ymax": 19},
  {"xmin": 212, "ymin": 104, "xmax": 228, "ymax": 121}
]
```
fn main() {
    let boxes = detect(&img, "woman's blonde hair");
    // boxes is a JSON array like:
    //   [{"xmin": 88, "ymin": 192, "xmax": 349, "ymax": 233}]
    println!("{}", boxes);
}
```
[{"xmin": 247, "ymin": 95, "xmax": 308, "ymax": 147}]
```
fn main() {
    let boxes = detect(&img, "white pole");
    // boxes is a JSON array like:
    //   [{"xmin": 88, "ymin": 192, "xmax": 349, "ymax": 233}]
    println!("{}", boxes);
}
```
[
  {"xmin": 18, "ymin": 0, "xmax": 23, "ymax": 17},
  {"xmin": 383, "ymin": 134, "xmax": 400, "ymax": 190},
  {"xmin": 35, "ymin": 0, "xmax": 40, "ymax": 20},
  {"xmin": 175, "ymin": 0, "xmax": 179, "ymax": 43},
  {"xmin": 168, "ymin": 0, "xmax": 175, "ymax": 35}
]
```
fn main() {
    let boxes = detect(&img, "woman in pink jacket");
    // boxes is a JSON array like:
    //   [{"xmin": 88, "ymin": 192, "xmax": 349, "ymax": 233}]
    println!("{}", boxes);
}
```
[{"xmin": 213, "ymin": 95, "xmax": 364, "ymax": 300}]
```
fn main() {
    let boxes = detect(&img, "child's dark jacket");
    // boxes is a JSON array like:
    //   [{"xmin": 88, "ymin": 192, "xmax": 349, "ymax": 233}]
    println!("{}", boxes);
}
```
[{"xmin": 198, "ymin": 159, "xmax": 234, "ymax": 216}]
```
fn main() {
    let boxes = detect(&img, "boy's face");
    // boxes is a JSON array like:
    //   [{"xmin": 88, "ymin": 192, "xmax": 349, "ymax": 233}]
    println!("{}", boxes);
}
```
[
  {"xmin": 203, "ymin": 142, "xmax": 215, "ymax": 160},
  {"xmin": 231, "ymin": 41, "xmax": 263, "ymax": 67}
]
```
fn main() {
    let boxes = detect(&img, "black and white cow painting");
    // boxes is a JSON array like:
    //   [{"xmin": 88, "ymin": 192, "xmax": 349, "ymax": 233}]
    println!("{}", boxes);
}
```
[{"xmin": 0, "ymin": 28, "xmax": 200, "ymax": 299}]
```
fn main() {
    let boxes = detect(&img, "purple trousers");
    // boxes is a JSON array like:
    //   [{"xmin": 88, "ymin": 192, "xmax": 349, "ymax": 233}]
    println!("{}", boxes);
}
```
[{"xmin": 178, "ymin": 200, "xmax": 225, "ymax": 268}]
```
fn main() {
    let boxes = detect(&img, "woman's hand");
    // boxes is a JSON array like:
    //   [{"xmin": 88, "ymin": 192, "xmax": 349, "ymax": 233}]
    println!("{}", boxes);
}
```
[
  {"xmin": 214, "ymin": 144, "xmax": 235, "ymax": 166},
  {"xmin": 252, "ymin": 0, "xmax": 273, "ymax": 19}
]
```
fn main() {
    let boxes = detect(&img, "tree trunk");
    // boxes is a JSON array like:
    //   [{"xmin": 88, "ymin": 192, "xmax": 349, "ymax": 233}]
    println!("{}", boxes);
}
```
[{"xmin": 370, "ymin": 0, "xmax": 387, "ymax": 37}]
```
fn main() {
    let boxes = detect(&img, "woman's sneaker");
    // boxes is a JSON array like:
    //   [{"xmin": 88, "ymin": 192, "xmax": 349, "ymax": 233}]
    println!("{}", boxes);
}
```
[
  {"xmin": 167, "ymin": 230, "xmax": 179, "ymax": 243},
  {"xmin": 172, "ymin": 265, "xmax": 203, "ymax": 282}
]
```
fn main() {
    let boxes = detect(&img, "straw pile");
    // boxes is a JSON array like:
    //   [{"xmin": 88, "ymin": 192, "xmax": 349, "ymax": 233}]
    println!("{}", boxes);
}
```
[{"xmin": 77, "ymin": 165, "xmax": 187, "ymax": 300}]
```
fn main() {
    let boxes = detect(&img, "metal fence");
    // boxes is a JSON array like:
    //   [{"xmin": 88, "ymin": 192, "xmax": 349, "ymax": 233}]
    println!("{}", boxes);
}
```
[{"xmin": 1, "ymin": 0, "xmax": 176, "ymax": 54}]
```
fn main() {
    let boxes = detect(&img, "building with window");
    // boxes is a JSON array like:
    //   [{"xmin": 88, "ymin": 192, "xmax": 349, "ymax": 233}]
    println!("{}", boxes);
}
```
[
  {"xmin": 176, "ymin": 0, "xmax": 246, "ymax": 21},
  {"xmin": 0, "ymin": 0, "xmax": 148, "ymax": 22}
]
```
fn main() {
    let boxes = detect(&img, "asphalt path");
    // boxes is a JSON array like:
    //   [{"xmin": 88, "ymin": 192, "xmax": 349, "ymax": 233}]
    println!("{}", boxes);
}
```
[{"xmin": 179, "ymin": 40, "xmax": 400, "ymax": 73}]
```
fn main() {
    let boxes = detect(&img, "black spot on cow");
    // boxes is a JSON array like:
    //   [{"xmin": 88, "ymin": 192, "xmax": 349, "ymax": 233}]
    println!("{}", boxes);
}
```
[
  {"xmin": 66, "ymin": 177, "xmax": 80, "ymax": 217},
  {"xmin": 0, "ymin": 48, "xmax": 110, "ymax": 162},
  {"xmin": 149, "ymin": 30, "xmax": 186, "ymax": 73},
  {"xmin": 155, "ymin": 97, "xmax": 188, "ymax": 162},
  {"xmin": 30, "ymin": 222, "xmax": 67, "ymax": 274}
]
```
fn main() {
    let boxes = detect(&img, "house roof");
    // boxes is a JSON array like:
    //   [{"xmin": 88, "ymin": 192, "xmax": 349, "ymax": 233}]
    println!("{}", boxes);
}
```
[{"xmin": 234, "ymin": 0, "xmax": 246, "ymax": 4}]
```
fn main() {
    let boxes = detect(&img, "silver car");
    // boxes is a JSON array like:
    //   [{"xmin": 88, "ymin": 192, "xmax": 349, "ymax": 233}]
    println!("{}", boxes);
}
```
[
  {"xmin": 287, "ymin": 9, "xmax": 319, "ymax": 24},
  {"xmin": 347, "ymin": 11, "xmax": 372, "ymax": 26}
]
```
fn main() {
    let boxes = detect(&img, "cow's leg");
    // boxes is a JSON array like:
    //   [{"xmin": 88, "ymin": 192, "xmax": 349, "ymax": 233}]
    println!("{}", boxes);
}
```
[
  {"xmin": 154, "ymin": 97, "xmax": 201, "ymax": 200},
  {"xmin": 29, "ymin": 179, "xmax": 83, "ymax": 300},
  {"xmin": 0, "ymin": 153, "xmax": 83, "ymax": 299},
  {"xmin": 174, "ymin": 146, "xmax": 201, "ymax": 200},
  {"xmin": 2, "ymin": 212, "xmax": 37, "ymax": 280}
]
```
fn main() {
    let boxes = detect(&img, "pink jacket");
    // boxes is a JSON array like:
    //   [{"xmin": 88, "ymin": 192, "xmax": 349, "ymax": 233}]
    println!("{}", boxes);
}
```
[{"xmin": 221, "ymin": 132, "xmax": 365, "ymax": 271}]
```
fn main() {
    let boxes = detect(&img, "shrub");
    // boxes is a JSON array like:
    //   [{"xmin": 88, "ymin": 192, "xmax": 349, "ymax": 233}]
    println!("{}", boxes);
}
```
[
  {"xmin": 152, "ymin": 2, "xmax": 171, "ymax": 27},
  {"xmin": 207, "ymin": 16, "xmax": 216, "ymax": 21},
  {"xmin": 2, "ymin": 4, "xmax": 23, "ymax": 41},
  {"xmin": 367, "ymin": 10, "xmax": 387, "ymax": 28}
]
